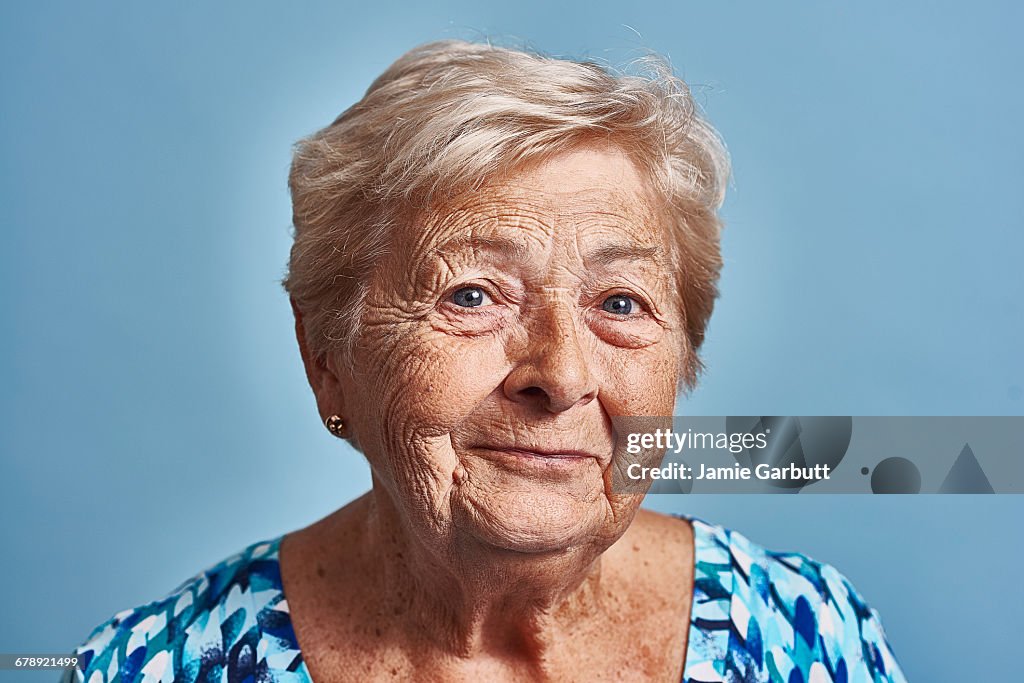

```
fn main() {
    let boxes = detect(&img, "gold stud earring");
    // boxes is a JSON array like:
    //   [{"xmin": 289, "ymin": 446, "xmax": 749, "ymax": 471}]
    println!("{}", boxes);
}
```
[{"xmin": 324, "ymin": 415, "xmax": 346, "ymax": 438}]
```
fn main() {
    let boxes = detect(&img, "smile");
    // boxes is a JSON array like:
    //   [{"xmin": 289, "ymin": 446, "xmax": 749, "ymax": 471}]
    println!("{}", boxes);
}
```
[{"xmin": 471, "ymin": 446, "xmax": 603, "ymax": 469}]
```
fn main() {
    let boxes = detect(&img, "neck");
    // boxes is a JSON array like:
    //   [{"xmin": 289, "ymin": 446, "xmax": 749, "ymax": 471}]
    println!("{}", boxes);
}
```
[{"xmin": 361, "ymin": 482, "xmax": 610, "ymax": 661}]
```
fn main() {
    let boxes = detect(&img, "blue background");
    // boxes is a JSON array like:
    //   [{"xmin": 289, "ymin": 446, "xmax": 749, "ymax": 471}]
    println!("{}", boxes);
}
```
[{"xmin": 2, "ymin": 2, "xmax": 1022, "ymax": 681}]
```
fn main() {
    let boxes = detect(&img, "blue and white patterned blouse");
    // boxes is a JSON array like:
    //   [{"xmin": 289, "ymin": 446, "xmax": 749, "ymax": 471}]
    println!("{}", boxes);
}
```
[{"xmin": 63, "ymin": 518, "xmax": 907, "ymax": 682}]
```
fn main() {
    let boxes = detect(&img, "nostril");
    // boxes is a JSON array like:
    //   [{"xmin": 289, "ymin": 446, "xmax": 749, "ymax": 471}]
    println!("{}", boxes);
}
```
[{"xmin": 519, "ymin": 386, "xmax": 546, "ymax": 399}]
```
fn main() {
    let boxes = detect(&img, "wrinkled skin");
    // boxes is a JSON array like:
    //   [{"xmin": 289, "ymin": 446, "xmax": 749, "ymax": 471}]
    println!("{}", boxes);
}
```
[{"xmin": 283, "ymin": 144, "xmax": 696, "ymax": 681}]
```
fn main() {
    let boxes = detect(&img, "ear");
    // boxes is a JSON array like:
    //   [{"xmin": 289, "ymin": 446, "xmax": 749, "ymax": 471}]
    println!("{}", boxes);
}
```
[{"xmin": 291, "ymin": 297, "xmax": 346, "ymax": 424}]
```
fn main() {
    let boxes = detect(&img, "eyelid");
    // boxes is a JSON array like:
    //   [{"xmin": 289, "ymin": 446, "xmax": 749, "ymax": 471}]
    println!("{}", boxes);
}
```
[
  {"xmin": 595, "ymin": 288, "xmax": 673, "ymax": 326},
  {"xmin": 599, "ymin": 289, "xmax": 652, "ymax": 312},
  {"xmin": 441, "ymin": 280, "xmax": 505, "ymax": 308}
]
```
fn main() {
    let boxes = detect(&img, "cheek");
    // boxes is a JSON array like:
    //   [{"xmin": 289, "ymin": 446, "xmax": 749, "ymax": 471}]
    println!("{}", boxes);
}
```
[
  {"xmin": 357, "ymin": 323, "xmax": 512, "ymax": 437},
  {"xmin": 594, "ymin": 341, "xmax": 681, "ymax": 417}
]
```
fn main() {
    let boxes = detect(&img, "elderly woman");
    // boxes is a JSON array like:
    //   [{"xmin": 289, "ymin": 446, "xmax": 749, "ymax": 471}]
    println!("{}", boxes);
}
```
[{"xmin": 66, "ymin": 41, "xmax": 905, "ymax": 682}]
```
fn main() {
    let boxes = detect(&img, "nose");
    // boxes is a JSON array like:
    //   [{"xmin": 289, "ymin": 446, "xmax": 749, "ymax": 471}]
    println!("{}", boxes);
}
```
[{"xmin": 503, "ymin": 311, "xmax": 599, "ymax": 413}]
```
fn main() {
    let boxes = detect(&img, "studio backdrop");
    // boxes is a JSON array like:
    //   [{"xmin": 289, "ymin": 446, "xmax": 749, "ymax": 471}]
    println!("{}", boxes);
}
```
[{"xmin": 2, "ymin": 2, "xmax": 1022, "ymax": 681}]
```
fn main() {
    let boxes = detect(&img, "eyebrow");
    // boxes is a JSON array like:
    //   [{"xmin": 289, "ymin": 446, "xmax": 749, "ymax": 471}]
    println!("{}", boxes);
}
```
[
  {"xmin": 585, "ymin": 243, "xmax": 669, "ymax": 269},
  {"xmin": 430, "ymin": 234, "xmax": 532, "ymax": 261},
  {"xmin": 428, "ymin": 235, "xmax": 668, "ymax": 269}
]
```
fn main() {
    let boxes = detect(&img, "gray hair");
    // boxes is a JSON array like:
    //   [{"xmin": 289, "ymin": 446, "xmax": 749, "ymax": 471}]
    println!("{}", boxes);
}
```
[{"xmin": 284, "ymin": 39, "xmax": 729, "ymax": 386}]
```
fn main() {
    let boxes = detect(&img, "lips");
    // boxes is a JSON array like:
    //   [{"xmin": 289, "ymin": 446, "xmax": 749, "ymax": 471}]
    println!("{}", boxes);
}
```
[
  {"xmin": 472, "ymin": 445, "xmax": 606, "ymax": 464},
  {"xmin": 468, "ymin": 444, "xmax": 606, "ymax": 471}
]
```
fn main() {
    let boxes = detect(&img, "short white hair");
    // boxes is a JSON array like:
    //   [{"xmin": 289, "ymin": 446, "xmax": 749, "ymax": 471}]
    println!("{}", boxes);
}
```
[{"xmin": 285, "ymin": 39, "xmax": 729, "ymax": 386}]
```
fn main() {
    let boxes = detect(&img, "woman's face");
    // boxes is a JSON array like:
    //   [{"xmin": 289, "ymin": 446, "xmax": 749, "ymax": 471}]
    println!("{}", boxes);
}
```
[{"xmin": 342, "ymin": 144, "xmax": 685, "ymax": 553}]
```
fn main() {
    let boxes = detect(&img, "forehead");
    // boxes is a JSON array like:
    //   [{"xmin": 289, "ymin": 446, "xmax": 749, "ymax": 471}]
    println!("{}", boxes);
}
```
[
  {"xmin": 490, "ymin": 144, "xmax": 658, "ymax": 209},
  {"xmin": 411, "ymin": 145, "xmax": 668, "ymax": 256}
]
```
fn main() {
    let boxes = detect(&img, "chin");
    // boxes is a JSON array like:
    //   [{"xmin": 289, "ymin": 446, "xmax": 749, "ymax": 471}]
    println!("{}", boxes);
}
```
[{"xmin": 451, "ymin": 487, "xmax": 616, "ymax": 555}]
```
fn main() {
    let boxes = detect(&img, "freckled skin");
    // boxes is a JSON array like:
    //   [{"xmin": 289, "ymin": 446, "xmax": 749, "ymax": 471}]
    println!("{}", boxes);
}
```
[{"xmin": 282, "ymin": 145, "xmax": 696, "ymax": 681}]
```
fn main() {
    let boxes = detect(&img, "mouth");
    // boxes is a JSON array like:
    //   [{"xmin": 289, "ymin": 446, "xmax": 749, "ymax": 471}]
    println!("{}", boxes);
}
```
[
  {"xmin": 486, "ymin": 446, "xmax": 597, "ymax": 460},
  {"xmin": 470, "ymin": 446, "xmax": 606, "ymax": 472}
]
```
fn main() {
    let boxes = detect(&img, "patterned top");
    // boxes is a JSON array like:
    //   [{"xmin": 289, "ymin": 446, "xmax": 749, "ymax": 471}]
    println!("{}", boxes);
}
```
[{"xmin": 63, "ymin": 518, "xmax": 907, "ymax": 682}]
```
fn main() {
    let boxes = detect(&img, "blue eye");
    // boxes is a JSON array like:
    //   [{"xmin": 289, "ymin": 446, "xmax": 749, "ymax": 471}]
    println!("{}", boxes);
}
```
[
  {"xmin": 602, "ymin": 294, "xmax": 635, "ymax": 315},
  {"xmin": 451, "ymin": 286, "xmax": 492, "ymax": 308}
]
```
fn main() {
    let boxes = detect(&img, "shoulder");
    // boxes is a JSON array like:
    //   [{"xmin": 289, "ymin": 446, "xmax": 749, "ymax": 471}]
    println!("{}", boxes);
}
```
[
  {"xmin": 686, "ymin": 517, "xmax": 907, "ymax": 683},
  {"xmin": 64, "ymin": 538, "xmax": 305, "ymax": 683},
  {"xmin": 621, "ymin": 508, "xmax": 695, "ymax": 557}
]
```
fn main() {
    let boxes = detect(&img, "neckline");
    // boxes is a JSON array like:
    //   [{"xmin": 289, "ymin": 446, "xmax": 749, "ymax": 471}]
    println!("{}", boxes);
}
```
[
  {"xmin": 264, "ymin": 515, "xmax": 723, "ymax": 683},
  {"xmin": 679, "ymin": 517, "xmax": 730, "ymax": 682}
]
